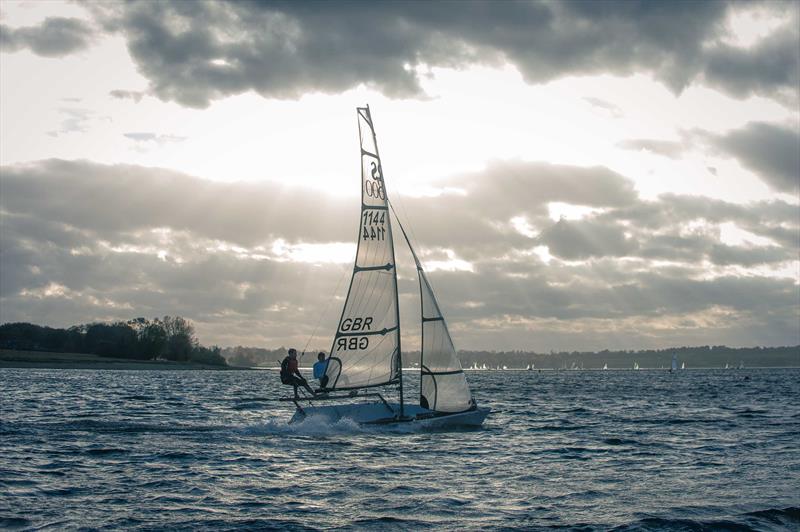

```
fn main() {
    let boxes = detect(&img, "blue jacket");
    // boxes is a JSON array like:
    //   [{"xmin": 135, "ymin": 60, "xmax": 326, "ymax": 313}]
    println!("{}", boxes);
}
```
[{"xmin": 313, "ymin": 360, "xmax": 328, "ymax": 379}]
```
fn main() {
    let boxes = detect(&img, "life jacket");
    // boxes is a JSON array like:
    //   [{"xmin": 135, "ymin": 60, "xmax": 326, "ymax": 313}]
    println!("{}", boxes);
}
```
[{"xmin": 280, "ymin": 356, "xmax": 292, "ymax": 384}]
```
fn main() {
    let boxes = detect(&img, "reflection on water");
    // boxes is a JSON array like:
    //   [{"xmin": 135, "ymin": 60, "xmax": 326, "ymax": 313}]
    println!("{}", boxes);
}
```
[{"xmin": 1, "ymin": 368, "xmax": 798, "ymax": 530}]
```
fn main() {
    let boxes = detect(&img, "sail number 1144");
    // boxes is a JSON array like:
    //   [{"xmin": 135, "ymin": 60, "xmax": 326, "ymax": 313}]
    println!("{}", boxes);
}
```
[{"xmin": 362, "ymin": 210, "xmax": 386, "ymax": 241}]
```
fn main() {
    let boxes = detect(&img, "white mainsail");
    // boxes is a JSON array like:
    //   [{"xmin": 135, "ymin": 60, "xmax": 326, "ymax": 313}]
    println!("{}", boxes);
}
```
[{"xmin": 324, "ymin": 107, "xmax": 401, "ymax": 390}]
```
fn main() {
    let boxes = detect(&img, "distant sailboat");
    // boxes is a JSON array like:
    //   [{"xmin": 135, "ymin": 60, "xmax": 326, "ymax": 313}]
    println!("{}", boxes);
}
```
[
  {"xmin": 737, "ymin": 361, "xmax": 744, "ymax": 369},
  {"xmin": 602, "ymin": 363, "xmax": 608, "ymax": 370},
  {"xmin": 633, "ymin": 361, "xmax": 640, "ymax": 370},
  {"xmin": 681, "ymin": 362, "xmax": 685, "ymax": 370}
]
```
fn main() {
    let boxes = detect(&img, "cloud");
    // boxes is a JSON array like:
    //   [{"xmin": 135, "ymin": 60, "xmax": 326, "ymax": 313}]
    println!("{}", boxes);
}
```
[
  {"xmin": 0, "ymin": 17, "xmax": 94, "ymax": 57},
  {"xmin": 1, "ymin": 159, "xmax": 797, "ymax": 350},
  {"xmin": 538, "ymin": 218, "xmax": 638, "ymax": 260},
  {"xmin": 583, "ymin": 97, "xmax": 624, "ymax": 118},
  {"xmin": 704, "ymin": 23, "xmax": 800, "ymax": 106},
  {"xmin": 0, "ymin": 159, "xmax": 354, "ymax": 246},
  {"xmin": 618, "ymin": 138, "xmax": 685, "ymax": 158},
  {"xmin": 123, "ymin": 132, "xmax": 187, "ymax": 151},
  {"xmin": 123, "ymin": 132, "xmax": 184, "ymax": 143},
  {"xmin": 83, "ymin": 1, "xmax": 798, "ymax": 108},
  {"xmin": 710, "ymin": 121, "xmax": 800, "ymax": 194},
  {"xmin": 109, "ymin": 90, "xmax": 146, "ymax": 103},
  {"xmin": 46, "ymin": 107, "xmax": 110, "ymax": 137}
]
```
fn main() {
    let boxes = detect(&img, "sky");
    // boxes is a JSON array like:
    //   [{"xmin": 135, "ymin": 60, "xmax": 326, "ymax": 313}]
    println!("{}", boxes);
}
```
[{"xmin": 0, "ymin": 0, "xmax": 798, "ymax": 352}]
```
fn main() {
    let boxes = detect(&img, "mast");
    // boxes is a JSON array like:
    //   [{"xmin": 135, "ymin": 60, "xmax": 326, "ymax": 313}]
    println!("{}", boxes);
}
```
[{"xmin": 365, "ymin": 105, "xmax": 405, "ymax": 418}]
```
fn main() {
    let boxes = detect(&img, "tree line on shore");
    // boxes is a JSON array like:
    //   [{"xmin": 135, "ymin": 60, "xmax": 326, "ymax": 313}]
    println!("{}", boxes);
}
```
[
  {"xmin": 220, "ymin": 344, "xmax": 799, "ymax": 369},
  {"xmin": 2, "ymin": 320, "xmax": 796, "ymax": 369},
  {"xmin": 0, "ymin": 318, "xmax": 226, "ymax": 366}
]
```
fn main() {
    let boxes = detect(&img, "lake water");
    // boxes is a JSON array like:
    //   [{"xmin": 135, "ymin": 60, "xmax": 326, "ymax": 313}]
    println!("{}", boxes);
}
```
[{"xmin": 1, "ymin": 368, "xmax": 798, "ymax": 530}]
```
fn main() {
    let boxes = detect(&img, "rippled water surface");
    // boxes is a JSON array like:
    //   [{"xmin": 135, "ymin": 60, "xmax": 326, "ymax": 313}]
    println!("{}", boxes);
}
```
[{"xmin": 1, "ymin": 368, "xmax": 799, "ymax": 530}]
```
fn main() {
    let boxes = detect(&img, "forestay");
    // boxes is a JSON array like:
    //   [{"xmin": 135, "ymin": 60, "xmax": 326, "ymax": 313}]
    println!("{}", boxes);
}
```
[{"xmin": 325, "ymin": 107, "xmax": 401, "ymax": 390}]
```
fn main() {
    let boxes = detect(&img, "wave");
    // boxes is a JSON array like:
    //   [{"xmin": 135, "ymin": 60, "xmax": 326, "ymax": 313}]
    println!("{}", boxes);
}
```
[
  {"xmin": 239, "ymin": 411, "xmax": 481, "ymax": 437},
  {"xmin": 610, "ymin": 507, "xmax": 800, "ymax": 532},
  {"xmin": 240, "ymin": 414, "xmax": 367, "ymax": 437},
  {"xmin": 40, "ymin": 419, "xmax": 225, "ymax": 434},
  {"xmin": 602, "ymin": 437, "xmax": 641, "ymax": 446},
  {"xmin": 83, "ymin": 447, "xmax": 130, "ymax": 456},
  {"xmin": 0, "ymin": 517, "xmax": 31, "ymax": 529}
]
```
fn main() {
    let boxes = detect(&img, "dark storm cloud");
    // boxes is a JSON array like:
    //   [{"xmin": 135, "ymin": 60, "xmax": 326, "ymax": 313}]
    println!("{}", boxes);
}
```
[
  {"xmin": 704, "ymin": 24, "xmax": 800, "ymax": 106},
  {"xmin": 0, "ymin": 17, "xmax": 94, "ymax": 57},
  {"xmin": 1, "ymin": 159, "xmax": 797, "ymax": 349},
  {"xmin": 710, "ymin": 122, "xmax": 800, "ymax": 194},
  {"xmin": 82, "ymin": 1, "xmax": 798, "ymax": 108}
]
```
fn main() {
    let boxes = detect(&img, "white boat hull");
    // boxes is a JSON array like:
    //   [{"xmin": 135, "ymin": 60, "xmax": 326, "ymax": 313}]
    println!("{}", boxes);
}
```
[{"xmin": 290, "ymin": 401, "xmax": 489, "ymax": 428}]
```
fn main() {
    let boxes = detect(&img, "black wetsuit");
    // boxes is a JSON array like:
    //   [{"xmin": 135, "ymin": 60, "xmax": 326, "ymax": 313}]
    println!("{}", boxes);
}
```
[{"xmin": 280, "ymin": 356, "xmax": 313, "ymax": 396}]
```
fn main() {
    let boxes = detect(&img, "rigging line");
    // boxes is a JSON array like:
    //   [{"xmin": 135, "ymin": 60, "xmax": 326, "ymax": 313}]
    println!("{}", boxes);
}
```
[
  {"xmin": 386, "ymin": 189, "xmax": 427, "ymax": 272},
  {"xmin": 388, "ymin": 199, "xmax": 428, "ymax": 275},
  {"xmin": 301, "ymin": 261, "xmax": 350, "ymax": 358},
  {"xmin": 388, "ymin": 199, "xmax": 424, "ymax": 271}
]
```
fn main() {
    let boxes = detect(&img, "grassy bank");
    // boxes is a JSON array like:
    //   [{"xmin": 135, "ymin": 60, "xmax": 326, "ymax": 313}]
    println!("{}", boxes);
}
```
[{"xmin": 0, "ymin": 349, "xmax": 238, "ymax": 370}]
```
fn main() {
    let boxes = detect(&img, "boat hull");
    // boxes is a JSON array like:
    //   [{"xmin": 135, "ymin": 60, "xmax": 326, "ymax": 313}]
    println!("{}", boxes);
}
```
[{"xmin": 290, "ymin": 401, "xmax": 489, "ymax": 428}]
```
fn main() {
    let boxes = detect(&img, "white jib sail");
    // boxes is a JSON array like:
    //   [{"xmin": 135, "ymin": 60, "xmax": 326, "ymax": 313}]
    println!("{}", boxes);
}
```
[
  {"xmin": 418, "ymin": 264, "xmax": 473, "ymax": 413},
  {"xmin": 325, "ymin": 107, "xmax": 400, "ymax": 390}
]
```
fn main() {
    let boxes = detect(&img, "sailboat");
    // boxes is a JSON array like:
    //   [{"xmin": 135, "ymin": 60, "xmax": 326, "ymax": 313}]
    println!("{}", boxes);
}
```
[
  {"xmin": 284, "ymin": 106, "xmax": 489, "ymax": 427},
  {"xmin": 602, "ymin": 363, "xmax": 608, "ymax": 370},
  {"xmin": 633, "ymin": 361, "xmax": 640, "ymax": 370}
]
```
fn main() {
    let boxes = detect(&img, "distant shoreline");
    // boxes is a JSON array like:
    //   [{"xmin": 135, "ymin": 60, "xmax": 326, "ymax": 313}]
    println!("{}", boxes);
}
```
[{"xmin": 0, "ymin": 349, "xmax": 243, "ymax": 371}]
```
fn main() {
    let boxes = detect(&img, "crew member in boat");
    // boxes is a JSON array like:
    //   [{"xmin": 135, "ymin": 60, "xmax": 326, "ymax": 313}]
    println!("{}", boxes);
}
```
[
  {"xmin": 280, "ymin": 348, "xmax": 315, "ymax": 398},
  {"xmin": 313, "ymin": 352, "xmax": 329, "ymax": 390}
]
